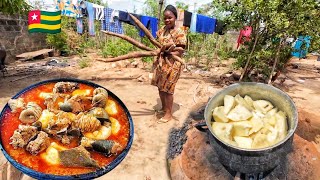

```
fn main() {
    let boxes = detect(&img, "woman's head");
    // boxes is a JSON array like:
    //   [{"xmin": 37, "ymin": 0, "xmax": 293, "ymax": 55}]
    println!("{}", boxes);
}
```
[{"xmin": 163, "ymin": 5, "xmax": 177, "ymax": 29}]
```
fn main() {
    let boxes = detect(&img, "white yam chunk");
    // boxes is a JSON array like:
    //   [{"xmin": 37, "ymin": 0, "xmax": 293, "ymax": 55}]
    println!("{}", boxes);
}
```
[
  {"xmin": 235, "ymin": 94, "xmax": 253, "ymax": 111},
  {"xmin": 234, "ymin": 136, "xmax": 253, "ymax": 149},
  {"xmin": 38, "ymin": 110, "xmax": 55, "ymax": 129},
  {"xmin": 244, "ymin": 95, "xmax": 254, "ymax": 109},
  {"xmin": 212, "ymin": 106, "xmax": 229, "ymax": 123},
  {"xmin": 211, "ymin": 122, "xmax": 233, "ymax": 140},
  {"xmin": 232, "ymin": 121, "xmax": 252, "ymax": 136},
  {"xmin": 249, "ymin": 115, "xmax": 264, "ymax": 134},
  {"xmin": 252, "ymin": 133, "xmax": 270, "ymax": 149},
  {"xmin": 227, "ymin": 104, "xmax": 252, "ymax": 121},
  {"xmin": 275, "ymin": 111, "xmax": 288, "ymax": 140},
  {"xmin": 253, "ymin": 100, "xmax": 274, "ymax": 114},
  {"xmin": 110, "ymin": 117, "xmax": 121, "ymax": 135},
  {"xmin": 84, "ymin": 125, "xmax": 112, "ymax": 140},
  {"xmin": 224, "ymin": 95, "xmax": 235, "ymax": 114},
  {"xmin": 105, "ymin": 99, "xmax": 118, "ymax": 115}
]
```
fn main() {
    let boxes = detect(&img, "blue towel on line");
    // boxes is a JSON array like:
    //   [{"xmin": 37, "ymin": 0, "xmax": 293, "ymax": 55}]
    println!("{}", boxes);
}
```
[
  {"xmin": 139, "ymin": 15, "xmax": 158, "ymax": 38},
  {"xmin": 196, "ymin": 14, "xmax": 216, "ymax": 34}
]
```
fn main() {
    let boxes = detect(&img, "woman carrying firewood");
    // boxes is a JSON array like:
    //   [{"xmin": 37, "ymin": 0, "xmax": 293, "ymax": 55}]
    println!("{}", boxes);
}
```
[{"xmin": 152, "ymin": 5, "xmax": 187, "ymax": 123}]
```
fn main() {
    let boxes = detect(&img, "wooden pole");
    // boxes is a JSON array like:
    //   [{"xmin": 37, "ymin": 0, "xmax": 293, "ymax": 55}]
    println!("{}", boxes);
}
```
[
  {"xmin": 158, "ymin": 0, "xmax": 164, "ymax": 27},
  {"xmin": 239, "ymin": 33, "xmax": 259, "ymax": 81},
  {"xmin": 268, "ymin": 39, "xmax": 283, "ymax": 84}
]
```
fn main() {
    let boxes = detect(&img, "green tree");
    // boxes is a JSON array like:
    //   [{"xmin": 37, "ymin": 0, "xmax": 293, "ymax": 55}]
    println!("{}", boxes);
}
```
[
  {"xmin": 175, "ymin": 1, "xmax": 189, "ymax": 10},
  {"xmin": 143, "ymin": 0, "xmax": 159, "ymax": 17},
  {"xmin": 211, "ymin": 0, "xmax": 320, "ymax": 82},
  {"xmin": 0, "ymin": 0, "xmax": 31, "ymax": 15}
]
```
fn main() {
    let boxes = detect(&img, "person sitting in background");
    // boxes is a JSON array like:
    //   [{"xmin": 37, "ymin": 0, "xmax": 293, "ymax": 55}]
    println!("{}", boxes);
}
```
[{"xmin": 151, "ymin": 5, "xmax": 187, "ymax": 123}]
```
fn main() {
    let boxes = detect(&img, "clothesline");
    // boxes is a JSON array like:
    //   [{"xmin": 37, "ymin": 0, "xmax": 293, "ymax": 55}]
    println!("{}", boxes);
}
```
[{"xmin": 28, "ymin": 0, "xmax": 226, "ymax": 37}]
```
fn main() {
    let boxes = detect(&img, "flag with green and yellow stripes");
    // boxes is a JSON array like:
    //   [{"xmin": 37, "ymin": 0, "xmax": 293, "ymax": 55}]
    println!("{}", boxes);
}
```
[{"xmin": 28, "ymin": 10, "xmax": 61, "ymax": 34}]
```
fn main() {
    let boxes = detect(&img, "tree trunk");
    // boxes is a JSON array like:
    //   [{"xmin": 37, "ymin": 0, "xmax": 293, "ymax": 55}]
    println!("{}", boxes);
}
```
[
  {"xmin": 214, "ymin": 35, "xmax": 219, "ymax": 60},
  {"xmin": 268, "ymin": 39, "xmax": 283, "ymax": 84},
  {"xmin": 239, "ymin": 32, "xmax": 259, "ymax": 81},
  {"xmin": 158, "ymin": 0, "xmax": 164, "ymax": 27}
]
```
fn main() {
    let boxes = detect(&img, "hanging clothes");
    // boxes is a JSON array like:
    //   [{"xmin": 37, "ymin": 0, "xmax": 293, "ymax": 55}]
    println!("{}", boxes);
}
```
[
  {"xmin": 93, "ymin": 4, "xmax": 104, "ymax": 20},
  {"xmin": 79, "ymin": 0, "xmax": 87, "ymax": 17},
  {"xmin": 110, "ymin": 9, "xmax": 119, "ymax": 22},
  {"xmin": 215, "ymin": 20, "xmax": 226, "ymax": 35},
  {"xmin": 196, "ymin": 14, "xmax": 216, "ymax": 34},
  {"xmin": 176, "ymin": 9, "xmax": 184, "ymax": 28},
  {"xmin": 183, "ymin": 11, "xmax": 192, "ymax": 27},
  {"xmin": 85, "ymin": 1, "xmax": 95, "ymax": 36},
  {"xmin": 236, "ymin": 26, "xmax": 252, "ymax": 49},
  {"xmin": 76, "ymin": 18, "xmax": 83, "ymax": 34},
  {"xmin": 119, "ymin": 11, "xmax": 141, "ymax": 26},
  {"xmin": 103, "ymin": 8, "xmax": 124, "ymax": 34},
  {"xmin": 55, "ymin": 0, "xmax": 81, "ymax": 17},
  {"xmin": 139, "ymin": 16, "xmax": 158, "ymax": 38},
  {"xmin": 190, "ymin": 13, "xmax": 197, "ymax": 33},
  {"xmin": 291, "ymin": 36, "xmax": 311, "ymax": 58}
]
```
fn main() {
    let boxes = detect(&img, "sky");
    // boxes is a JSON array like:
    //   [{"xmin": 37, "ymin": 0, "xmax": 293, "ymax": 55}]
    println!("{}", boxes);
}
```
[{"xmin": 27, "ymin": 0, "xmax": 212, "ymax": 14}]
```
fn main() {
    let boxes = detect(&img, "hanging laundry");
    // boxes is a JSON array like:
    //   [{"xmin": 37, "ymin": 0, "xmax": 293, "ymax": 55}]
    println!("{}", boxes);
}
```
[
  {"xmin": 236, "ymin": 26, "xmax": 252, "ymax": 49},
  {"xmin": 215, "ymin": 20, "xmax": 227, "ymax": 35},
  {"xmin": 79, "ymin": 1, "xmax": 87, "ymax": 17},
  {"xmin": 76, "ymin": 18, "xmax": 83, "ymax": 34},
  {"xmin": 196, "ymin": 14, "xmax": 216, "ymax": 34},
  {"xmin": 176, "ymin": 9, "xmax": 184, "ymax": 28},
  {"xmin": 119, "ymin": 11, "xmax": 141, "ymax": 26},
  {"xmin": 190, "ymin": 13, "xmax": 197, "ymax": 33},
  {"xmin": 183, "ymin": 11, "xmax": 192, "ymax": 27},
  {"xmin": 28, "ymin": 10, "xmax": 61, "ymax": 34},
  {"xmin": 55, "ymin": 0, "xmax": 81, "ymax": 17},
  {"xmin": 110, "ymin": 9, "xmax": 119, "ymax": 23},
  {"xmin": 103, "ymin": 8, "xmax": 124, "ymax": 34},
  {"xmin": 85, "ymin": 1, "xmax": 95, "ymax": 36},
  {"xmin": 93, "ymin": 4, "xmax": 104, "ymax": 20},
  {"xmin": 139, "ymin": 16, "xmax": 158, "ymax": 38},
  {"xmin": 291, "ymin": 36, "xmax": 311, "ymax": 59}
]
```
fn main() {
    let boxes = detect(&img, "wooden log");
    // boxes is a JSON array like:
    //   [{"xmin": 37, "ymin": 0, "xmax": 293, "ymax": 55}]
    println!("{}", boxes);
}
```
[
  {"xmin": 129, "ymin": 14, "xmax": 162, "ymax": 48},
  {"xmin": 268, "ymin": 39, "xmax": 283, "ymax": 84},
  {"xmin": 101, "ymin": 30, "xmax": 154, "ymax": 51},
  {"xmin": 96, "ymin": 50, "xmax": 160, "ymax": 63}
]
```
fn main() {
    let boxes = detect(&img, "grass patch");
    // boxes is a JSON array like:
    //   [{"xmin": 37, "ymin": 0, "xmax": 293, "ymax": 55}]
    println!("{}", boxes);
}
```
[{"xmin": 78, "ymin": 58, "xmax": 90, "ymax": 68}]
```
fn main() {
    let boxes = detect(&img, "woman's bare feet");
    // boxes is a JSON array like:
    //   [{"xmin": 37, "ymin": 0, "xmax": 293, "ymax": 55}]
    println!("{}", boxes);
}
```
[{"xmin": 157, "ymin": 113, "xmax": 172, "ymax": 123}]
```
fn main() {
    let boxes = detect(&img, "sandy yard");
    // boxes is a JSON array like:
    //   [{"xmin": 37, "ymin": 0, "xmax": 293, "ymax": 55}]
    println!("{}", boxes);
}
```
[{"xmin": 0, "ymin": 54, "xmax": 320, "ymax": 180}]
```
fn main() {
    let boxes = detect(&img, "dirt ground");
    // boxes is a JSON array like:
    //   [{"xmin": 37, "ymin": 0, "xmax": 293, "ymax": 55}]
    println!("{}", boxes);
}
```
[{"xmin": 0, "ymin": 54, "xmax": 320, "ymax": 180}]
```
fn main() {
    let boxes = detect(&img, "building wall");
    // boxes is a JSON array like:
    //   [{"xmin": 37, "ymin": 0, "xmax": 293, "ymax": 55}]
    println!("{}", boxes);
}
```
[{"xmin": 0, "ymin": 13, "xmax": 48, "ymax": 63}]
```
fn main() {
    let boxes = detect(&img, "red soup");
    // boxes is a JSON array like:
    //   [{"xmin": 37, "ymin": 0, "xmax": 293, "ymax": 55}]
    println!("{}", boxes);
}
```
[{"xmin": 0, "ymin": 82, "xmax": 130, "ymax": 175}]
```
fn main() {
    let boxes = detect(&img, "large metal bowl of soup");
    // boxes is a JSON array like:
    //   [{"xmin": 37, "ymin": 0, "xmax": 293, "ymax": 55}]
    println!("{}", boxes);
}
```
[
  {"xmin": 196, "ymin": 82, "xmax": 298, "ymax": 174},
  {"xmin": 0, "ymin": 78, "xmax": 134, "ymax": 180}
]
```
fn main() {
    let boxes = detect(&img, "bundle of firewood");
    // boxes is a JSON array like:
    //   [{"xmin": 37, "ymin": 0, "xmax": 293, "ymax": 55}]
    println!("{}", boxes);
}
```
[{"xmin": 98, "ymin": 14, "xmax": 184, "ymax": 65}]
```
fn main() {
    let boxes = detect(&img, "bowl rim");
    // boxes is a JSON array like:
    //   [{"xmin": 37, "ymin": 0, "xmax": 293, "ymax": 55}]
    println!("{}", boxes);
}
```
[
  {"xmin": 0, "ymin": 78, "xmax": 134, "ymax": 180},
  {"xmin": 204, "ymin": 82, "xmax": 298, "ymax": 152}
]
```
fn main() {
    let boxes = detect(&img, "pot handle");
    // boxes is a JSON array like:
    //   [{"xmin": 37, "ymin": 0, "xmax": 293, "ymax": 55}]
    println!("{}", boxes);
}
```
[{"xmin": 194, "ymin": 121, "xmax": 208, "ymax": 132}]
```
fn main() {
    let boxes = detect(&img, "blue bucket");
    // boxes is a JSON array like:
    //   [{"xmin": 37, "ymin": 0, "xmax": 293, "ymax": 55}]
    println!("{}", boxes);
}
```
[{"xmin": 0, "ymin": 78, "xmax": 134, "ymax": 180}]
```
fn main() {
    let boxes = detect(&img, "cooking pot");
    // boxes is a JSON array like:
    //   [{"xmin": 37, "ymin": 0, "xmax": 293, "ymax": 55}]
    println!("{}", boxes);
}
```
[
  {"xmin": 0, "ymin": 78, "xmax": 134, "ymax": 180},
  {"xmin": 195, "ymin": 82, "xmax": 298, "ymax": 174}
]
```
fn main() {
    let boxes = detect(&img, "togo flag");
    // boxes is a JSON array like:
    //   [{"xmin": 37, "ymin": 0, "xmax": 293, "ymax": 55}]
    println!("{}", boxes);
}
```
[{"xmin": 28, "ymin": 10, "xmax": 61, "ymax": 34}]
